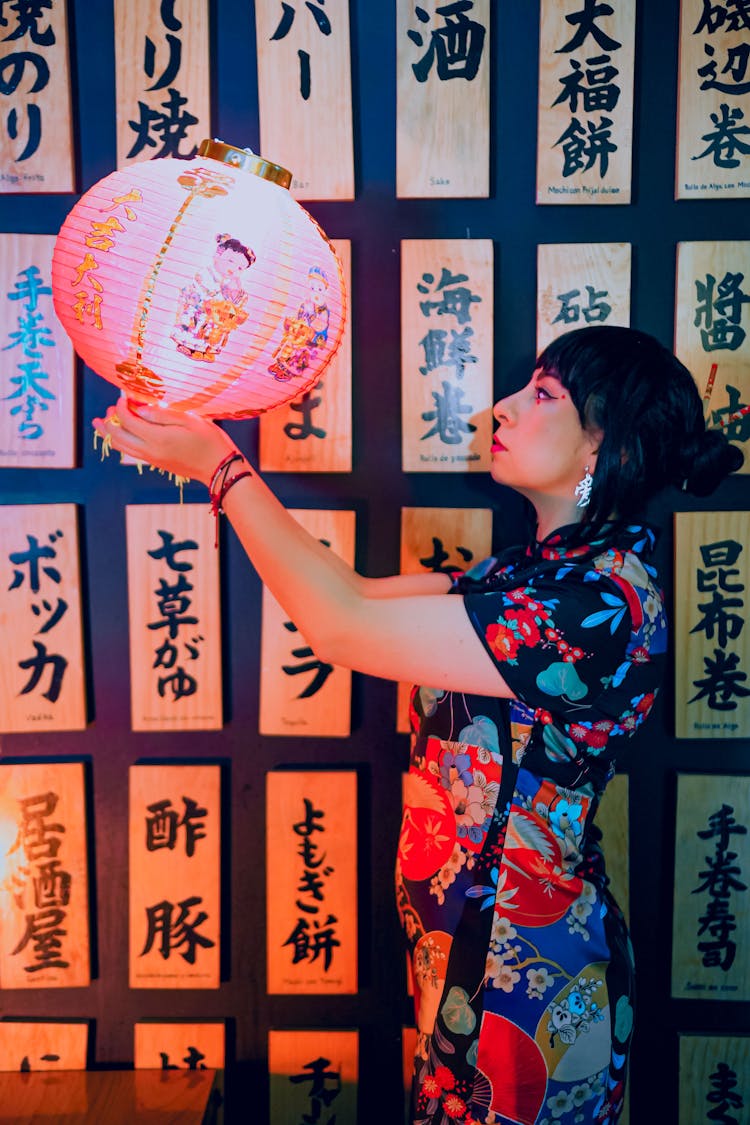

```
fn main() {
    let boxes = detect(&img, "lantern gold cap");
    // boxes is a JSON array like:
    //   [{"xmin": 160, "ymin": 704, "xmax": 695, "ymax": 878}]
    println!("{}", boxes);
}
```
[{"xmin": 199, "ymin": 138, "xmax": 292, "ymax": 189}]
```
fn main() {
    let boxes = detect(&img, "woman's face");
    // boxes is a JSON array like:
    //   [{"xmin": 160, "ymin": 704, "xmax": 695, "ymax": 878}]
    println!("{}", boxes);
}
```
[
  {"xmin": 490, "ymin": 368, "xmax": 601, "ymax": 503},
  {"xmin": 215, "ymin": 247, "xmax": 248, "ymax": 279}
]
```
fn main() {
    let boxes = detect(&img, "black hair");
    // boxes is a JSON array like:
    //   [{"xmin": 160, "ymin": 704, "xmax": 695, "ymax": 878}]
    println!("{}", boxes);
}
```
[
  {"xmin": 536, "ymin": 325, "xmax": 744, "ymax": 537},
  {"xmin": 215, "ymin": 232, "xmax": 256, "ymax": 267}
]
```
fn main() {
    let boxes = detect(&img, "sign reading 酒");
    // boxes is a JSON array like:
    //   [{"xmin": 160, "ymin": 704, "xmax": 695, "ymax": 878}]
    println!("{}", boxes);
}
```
[
  {"xmin": 266, "ymin": 771, "xmax": 357, "ymax": 994},
  {"xmin": 129, "ymin": 764, "xmax": 220, "ymax": 989},
  {"xmin": 677, "ymin": 0, "xmax": 750, "ymax": 199},
  {"xmin": 536, "ymin": 242, "xmax": 631, "ymax": 353},
  {"xmin": 268, "ymin": 1029, "xmax": 358, "ymax": 1124},
  {"xmin": 396, "ymin": 0, "xmax": 489, "ymax": 198},
  {"xmin": 0, "ymin": 762, "xmax": 90, "ymax": 988},
  {"xmin": 672, "ymin": 773, "xmax": 750, "ymax": 1000},
  {"xmin": 537, "ymin": 0, "xmax": 635, "ymax": 204},
  {"xmin": 402, "ymin": 240, "xmax": 493, "ymax": 472},
  {"xmin": 114, "ymin": 0, "xmax": 210, "ymax": 168}
]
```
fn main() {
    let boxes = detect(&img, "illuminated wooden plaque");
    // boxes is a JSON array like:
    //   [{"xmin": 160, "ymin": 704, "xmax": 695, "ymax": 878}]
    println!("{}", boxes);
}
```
[
  {"xmin": 672, "ymin": 773, "xmax": 750, "ymax": 1000},
  {"xmin": 677, "ymin": 0, "xmax": 750, "ymax": 199},
  {"xmin": 396, "ymin": 0, "xmax": 489, "ymax": 198},
  {"xmin": 0, "ymin": 504, "xmax": 86, "ymax": 732},
  {"xmin": 126, "ymin": 504, "xmax": 222, "ymax": 732},
  {"xmin": 0, "ymin": 1020, "xmax": 88, "ymax": 1071},
  {"xmin": 396, "ymin": 506, "xmax": 493, "ymax": 731},
  {"xmin": 402, "ymin": 1025, "xmax": 417, "ymax": 1106},
  {"xmin": 537, "ymin": 0, "xmax": 635, "ymax": 204},
  {"xmin": 269, "ymin": 1030, "xmax": 358, "ymax": 1122},
  {"xmin": 259, "ymin": 509, "xmax": 355, "ymax": 737},
  {"xmin": 114, "ymin": 0, "xmax": 210, "ymax": 168},
  {"xmin": 259, "ymin": 241, "xmax": 352, "ymax": 472},
  {"xmin": 536, "ymin": 243, "xmax": 631, "ymax": 353},
  {"xmin": 0, "ymin": 0, "xmax": 74, "ymax": 193},
  {"xmin": 255, "ymin": 0, "xmax": 354, "ymax": 200},
  {"xmin": 129, "ymin": 764, "xmax": 220, "ymax": 990},
  {"xmin": 135, "ymin": 1022, "xmax": 225, "ymax": 1069},
  {"xmin": 674, "ymin": 512, "xmax": 750, "ymax": 738},
  {"xmin": 679, "ymin": 1034, "xmax": 750, "ymax": 1124},
  {"xmin": 402, "ymin": 240, "xmax": 493, "ymax": 472},
  {"xmin": 0, "ymin": 235, "xmax": 75, "ymax": 467},
  {"xmin": 675, "ymin": 241, "xmax": 750, "ymax": 472},
  {"xmin": 266, "ymin": 771, "xmax": 357, "ymax": 994},
  {"xmin": 0, "ymin": 762, "xmax": 90, "ymax": 988},
  {"xmin": 596, "ymin": 773, "xmax": 629, "ymax": 923}
]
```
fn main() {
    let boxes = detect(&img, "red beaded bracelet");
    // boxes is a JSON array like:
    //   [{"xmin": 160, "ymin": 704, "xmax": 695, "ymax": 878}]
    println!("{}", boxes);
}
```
[{"xmin": 208, "ymin": 451, "xmax": 253, "ymax": 547}]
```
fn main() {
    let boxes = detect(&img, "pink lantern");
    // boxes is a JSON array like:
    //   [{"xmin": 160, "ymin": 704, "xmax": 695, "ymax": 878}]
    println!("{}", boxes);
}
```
[{"xmin": 51, "ymin": 140, "xmax": 346, "ymax": 419}]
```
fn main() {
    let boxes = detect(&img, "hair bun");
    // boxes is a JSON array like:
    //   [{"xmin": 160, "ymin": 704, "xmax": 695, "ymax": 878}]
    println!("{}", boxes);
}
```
[{"xmin": 680, "ymin": 428, "xmax": 744, "ymax": 496}]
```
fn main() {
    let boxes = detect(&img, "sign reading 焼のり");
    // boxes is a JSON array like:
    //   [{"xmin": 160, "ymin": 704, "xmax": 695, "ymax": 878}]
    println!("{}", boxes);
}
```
[
  {"xmin": 266, "ymin": 771, "xmax": 357, "ymax": 994},
  {"xmin": 114, "ymin": 0, "xmax": 210, "ymax": 168},
  {"xmin": 134, "ymin": 1021, "xmax": 225, "ymax": 1070},
  {"xmin": 396, "ymin": 506, "xmax": 493, "ymax": 732},
  {"xmin": 255, "ymin": 0, "xmax": 354, "ymax": 200},
  {"xmin": 679, "ymin": 1034, "xmax": 749, "ymax": 1124},
  {"xmin": 672, "ymin": 773, "xmax": 750, "ymax": 1000},
  {"xmin": 0, "ymin": 1019, "xmax": 88, "ymax": 1071},
  {"xmin": 0, "ymin": 234, "xmax": 75, "ymax": 468},
  {"xmin": 129, "ymin": 764, "xmax": 220, "ymax": 990},
  {"xmin": 675, "ymin": 241, "xmax": 750, "ymax": 471},
  {"xmin": 126, "ymin": 504, "xmax": 222, "ymax": 732},
  {"xmin": 402, "ymin": 240, "xmax": 493, "ymax": 472},
  {"xmin": 677, "ymin": 0, "xmax": 750, "ymax": 199},
  {"xmin": 0, "ymin": 0, "xmax": 74, "ymax": 193},
  {"xmin": 674, "ymin": 512, "xmax": 750, "ymax": 738},
  {"xmin": 537, "ymin": 0, "xmax": 635, "ymax": 204},
  {"xmin": 259, "ymin": 509, "xmax": 355, "ymax": 736},
  {"xmin": 0, "ymin": 762, "xmax": 90, "ymax": 989},
  {"xmin": 536, "ymin": 242, "xmax": 631, "ymax": 353},
  {"xmin": 259, "ymin": 240, "xmax": 352, "ymax": 472},
  {"xmin": 0, "ymin": 504, "xmax": 85, "ymax": 732},
  {"xmin": 396, "ymin": 0, "xmax": 489, "ymax": 198},
  {"xmin": 269, "ymin": 1029, "xmax": 358, "ymax": 1123}
]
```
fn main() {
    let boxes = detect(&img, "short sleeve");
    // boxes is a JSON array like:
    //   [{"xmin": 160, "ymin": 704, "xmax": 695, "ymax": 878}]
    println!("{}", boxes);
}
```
[{"xmin": 463, "ymin": 567, "xmax": 633, "ymax": 719}]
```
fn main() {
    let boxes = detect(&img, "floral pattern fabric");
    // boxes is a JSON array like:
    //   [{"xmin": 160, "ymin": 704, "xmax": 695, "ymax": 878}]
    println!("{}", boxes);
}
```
[{"xmin": 396, "ymin": 525, "xmax": 666, "ymax": 1125}]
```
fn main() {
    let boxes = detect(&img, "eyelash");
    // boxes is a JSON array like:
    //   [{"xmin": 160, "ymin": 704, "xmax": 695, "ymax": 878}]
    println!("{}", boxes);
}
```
[{"xmin": 535, "ymin": 385, "xmax": 555, "ymax": 401}]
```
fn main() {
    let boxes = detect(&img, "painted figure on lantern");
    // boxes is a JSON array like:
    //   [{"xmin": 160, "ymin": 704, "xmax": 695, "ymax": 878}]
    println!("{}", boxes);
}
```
[
  {"xmin": 171, "ymin": 232, "xmax": 255, "ymax": 362},
  {"xmin": 268, "ymin": 265, "xmax": 330, "ymax": 381}
]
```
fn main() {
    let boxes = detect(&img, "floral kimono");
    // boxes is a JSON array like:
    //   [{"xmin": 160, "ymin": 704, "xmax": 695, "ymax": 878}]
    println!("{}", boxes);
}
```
[{"xmin": 396, "ymin": 523, "xmax": 667, "ymax": 1125}]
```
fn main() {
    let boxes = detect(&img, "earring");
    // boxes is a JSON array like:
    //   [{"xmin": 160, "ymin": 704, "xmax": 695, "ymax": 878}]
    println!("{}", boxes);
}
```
[{"xmin": 574, "ymin": 466, "xmax": 593, "ymax": 508}]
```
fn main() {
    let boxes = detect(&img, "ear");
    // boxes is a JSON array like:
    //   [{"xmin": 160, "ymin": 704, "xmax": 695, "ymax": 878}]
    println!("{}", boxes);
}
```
[{"xmin": 583, "ymin": 426, "xmax": 603, "ymax": 463}]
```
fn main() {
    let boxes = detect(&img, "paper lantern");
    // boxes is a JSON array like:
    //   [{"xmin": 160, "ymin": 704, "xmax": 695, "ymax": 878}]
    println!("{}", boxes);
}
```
[{"xmin": 51, "ymin": 140, "xmax": 346, "ymax": 419}]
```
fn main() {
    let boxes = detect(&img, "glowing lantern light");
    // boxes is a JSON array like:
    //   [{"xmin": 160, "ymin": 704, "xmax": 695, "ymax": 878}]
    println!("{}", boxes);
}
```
[{"xmin": 51, "ymin": 140, "xmax": 346, "ymax": 418}]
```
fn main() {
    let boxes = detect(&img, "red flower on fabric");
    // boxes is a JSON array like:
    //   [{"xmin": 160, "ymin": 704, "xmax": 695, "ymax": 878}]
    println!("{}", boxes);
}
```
[
  {"xmin": 421, "ymin": 1075, "xmax": 442, "ymax": 1098},
  {"xmin": 631, "ymin": 646, "xmax": 650, "ymax": 663},
  {"xmin": 434, "ymin": 1065, "xmax": 456, "ymax": 1091},
  {"xmin": 635, "ymin": 691, "xmax": 655, "ymax": 714},
  {"xmin": 569, "ymin": 723, "xmax": 590, "ymax": 742},
  {"xmin": 443, "ymin": 1092, "xmax": 468, "ymax": 1118},
  {"xmin": 486, "ymin": 623, "xmax": 521, "ymax": 660},
  {"xmin": 506, "ymin": 607, "xmax": 541, "ymax": 645}
]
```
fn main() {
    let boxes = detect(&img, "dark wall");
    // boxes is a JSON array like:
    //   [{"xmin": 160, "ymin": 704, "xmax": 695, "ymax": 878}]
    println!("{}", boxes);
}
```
[{"xmin": 1, "ymin": 3, "xmax": 748, "ymax": 1122}]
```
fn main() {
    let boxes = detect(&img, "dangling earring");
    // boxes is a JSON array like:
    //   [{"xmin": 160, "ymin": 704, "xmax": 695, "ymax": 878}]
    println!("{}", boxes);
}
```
[{"xmin": 574, "ymin": 466, "xmax": 593, "ymax": 508}]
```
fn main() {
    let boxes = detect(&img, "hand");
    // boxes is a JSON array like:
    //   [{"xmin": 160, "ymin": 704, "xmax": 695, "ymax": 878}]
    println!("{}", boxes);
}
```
[{"xmin": 92, "ymin": 397, "xmax": 238, "ymax": 487}]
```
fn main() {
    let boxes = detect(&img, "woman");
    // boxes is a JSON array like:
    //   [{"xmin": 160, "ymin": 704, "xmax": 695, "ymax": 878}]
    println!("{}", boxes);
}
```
[{"xmin": 94, "ymin": 326, "xmax": 741, "ymax": 1124}]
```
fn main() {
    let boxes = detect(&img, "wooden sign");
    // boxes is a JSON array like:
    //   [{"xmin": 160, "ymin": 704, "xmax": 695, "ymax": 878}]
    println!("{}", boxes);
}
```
[
  {"xmin": 0, "ymin": 234, "xmax": 75, "ymax": 468},
  {"xmin": 126, "ymin": 504, "xmax": 222, "ymax": 732},
  {"xmin": 266, "ymin": 771, "xmax": 357, "ymax": 994},
  {"xmin": 268, "ymin": 1030, "xmax": 358, "ymax": 1123},
  {"xmin": 396, "ymin": 0, "xmax": 489, "ymax": 198},
  {"xmin": 679, "ymin": 1034, "xmax": 750, "ymax": 1124},
  {"xmin": 596, "ymin": 773, "xmax": 629, "ymax": 923},
  {"xmin": 672, "ymin": 773, "xmax": 750, "ymax": 1000},
  {"xmin": 0, "ymin": 1020, "xmax": 88, "ymax": 1071},
  {"xmin": 255, "ymin": 0, "xmax": 354, "ymax": 200},
  {"xmin": 396, "ymin": 506, "xmax": 493, "ymax": 731},
  {"xmin": 129, "ymin": 764, "xmax": 220, "ymax": 990},
  {"xmin": 401, "ymin": 240, "xmax": 493, "ymax": 472},
  {"xmin": 0, "ymin": 762, "xmax": 90, "ymax": 988},
  {"xmin": 402, "ymin": 1025, "xmax": 417, "ymax": 1109},
  {"xmin": 674, "ymin": 512, "xmax": 750, "ymax": 738},
  {"xmin": 677, "ymin": 0, "xmax": 750, "ymax": 199},
  {"xmin": 135, "ymin": 1022, "xmax": 225, "ymax": 1069},
  {"xmin": 114, "ymin": 0, "xmax": 210, "ymax": 168},
  {"xmin": 259, "ymin": 240, "xmax": 352, "ymax": 472},
  {"xmin": 0, "ymin": 503, "xmax": 86, "ymax": 732},
  {"xmin": 537, "ymin": 0, "xmax": 635, "ymax": 204},
  {"xmin": 536, "ymin": 242, "xmax": 631, "ymax": 353},
  {"xmin": 0, "ymin": 0, "xmax": 74, "ymax": 193},
  {"xmin": 675, "ymin": 241, "xmax": 750, "ymax": 472},
  {"xmin": 259, "ymin": 509, "xmax": 355, "ymax": 737}
]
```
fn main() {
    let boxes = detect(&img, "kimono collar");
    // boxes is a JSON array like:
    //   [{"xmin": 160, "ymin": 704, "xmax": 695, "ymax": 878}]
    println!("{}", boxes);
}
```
[{"xmin": 528, "ymin": 521, "xmax": 658, "ymax": 563}]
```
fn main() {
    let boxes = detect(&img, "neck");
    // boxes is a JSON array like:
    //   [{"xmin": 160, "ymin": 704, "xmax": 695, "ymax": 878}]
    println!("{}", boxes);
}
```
[{"xmin": 531, "ymin": 495, "xmax": 585, "ymax": 542}]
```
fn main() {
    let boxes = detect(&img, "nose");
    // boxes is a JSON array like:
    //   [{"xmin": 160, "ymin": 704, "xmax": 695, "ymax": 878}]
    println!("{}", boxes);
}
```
[{"xmin": 493, "ymin": 389, "xmax": 519, "ymax": 424}]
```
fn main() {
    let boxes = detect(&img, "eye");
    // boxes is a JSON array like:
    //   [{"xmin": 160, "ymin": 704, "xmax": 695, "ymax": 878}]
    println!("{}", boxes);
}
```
[{"xmin": 535, "ymin": 384, "xmax": 556, "ymax": 401}]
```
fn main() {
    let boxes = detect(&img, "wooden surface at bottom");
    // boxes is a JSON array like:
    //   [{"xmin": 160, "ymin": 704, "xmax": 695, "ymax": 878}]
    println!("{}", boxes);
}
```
[{"xmin": 0, "ymin": 1068, "xmax": 221, "ymax": 1123}]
